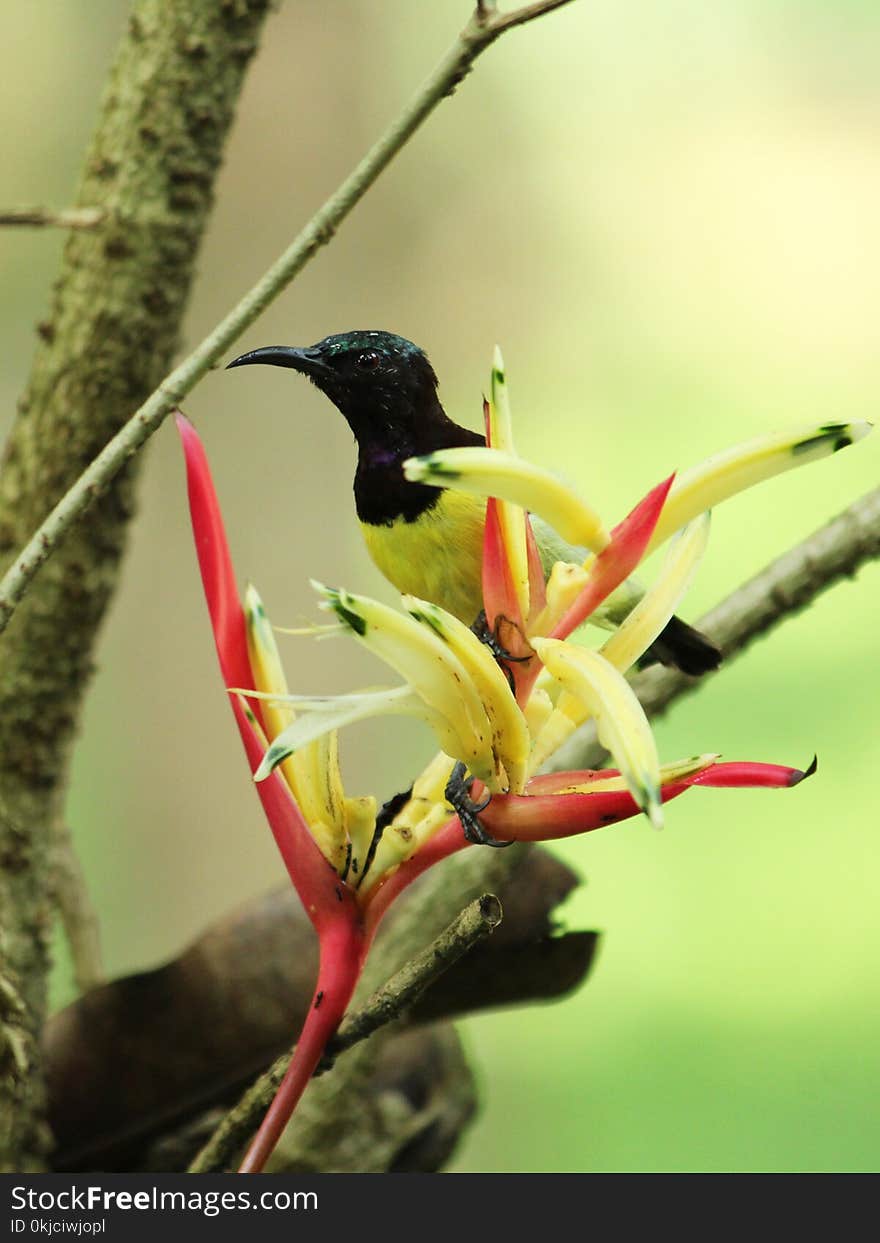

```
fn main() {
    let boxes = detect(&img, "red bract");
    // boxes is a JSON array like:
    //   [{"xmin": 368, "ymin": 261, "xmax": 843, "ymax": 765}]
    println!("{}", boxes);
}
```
[
  {"xmin": 178, "ymin": 414, "xmax": 365, "ymax": 1173},
  {"xmin": 481, "ymin": 494, "xmax": 522, "ymax": 637},
  {"xmin": 551, "ymin": 473, "xmax": 676, "ymax": 641},
  {"xmin": 480, "ymin": 397, "xmax": 544, "ymax": 699},
  {"xmin": 177, "ymin": 414, "xmax": 343, "ymax": 927},
  {"xmin": 480, "ymin": 396, "xmax": 523, "ymax": 637},
  {"xmin": 366, "ymin": 760, "xmax": 812, "ymax": 920},
  {"xmin": 480, "ymin": 759, "xmax": 813, "ymax": 841},
  {"xmin": 481, "ymin": 469, "xmax": 677, "ymax": 706}
]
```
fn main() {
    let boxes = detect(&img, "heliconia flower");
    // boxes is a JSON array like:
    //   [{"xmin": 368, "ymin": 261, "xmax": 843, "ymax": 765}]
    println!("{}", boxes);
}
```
[{"xmin": 177, "ymin": 354, "xmax": 867, "ymax": 1173}]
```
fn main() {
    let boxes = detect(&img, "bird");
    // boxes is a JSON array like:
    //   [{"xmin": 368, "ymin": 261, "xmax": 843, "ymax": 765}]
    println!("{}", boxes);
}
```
[{"xmin": 227, "ymin": 330, "xmax": 721, "ymax": 677}]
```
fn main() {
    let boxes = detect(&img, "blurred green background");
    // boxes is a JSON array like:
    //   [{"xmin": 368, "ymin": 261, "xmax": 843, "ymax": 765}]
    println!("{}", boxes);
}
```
[{"xmin": 1, "ymin": 0, "xmax": 878, "ymax": 1172}]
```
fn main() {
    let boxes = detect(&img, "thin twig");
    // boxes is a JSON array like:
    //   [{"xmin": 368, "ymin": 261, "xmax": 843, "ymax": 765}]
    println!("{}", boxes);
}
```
[
  {"xmin": 0, "ymin": 206, "xmax": 105, "ymax": 231},
  {"xmin": 51, "ymin": 826, "xmax": 105, "ymax": 993},
  {"xmin": 492, "ymin": 0, "xmax": 578, "ymax": 34},
  {"xmin": 0, "ymin": 1, "xmax": 577, "ymax": 636},
  {"xmin": 550, "ymin": 485, "xmax": 880, "ymax": 772},
  {"xmin": 0, "ymin": 207, "xmax": 105, "ymax": 230},
  {"xmin": 327, "ymin": 894, "xmax": 502, "ymax": 1062},
  {"xmin": 188, "ymin": 893, "xmax": 502, "ymax": 1174}
]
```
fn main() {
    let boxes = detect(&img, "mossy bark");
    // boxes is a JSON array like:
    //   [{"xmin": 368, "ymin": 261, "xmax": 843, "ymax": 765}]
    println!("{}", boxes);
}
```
[{"xmin": 0, "ymin": 0, "xmax": 271, "ymax": 1171}]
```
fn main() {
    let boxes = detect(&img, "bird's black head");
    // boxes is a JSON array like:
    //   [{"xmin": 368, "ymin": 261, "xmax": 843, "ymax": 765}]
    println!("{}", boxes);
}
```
[{"xmin": 227, "ymin": 330, "xmax": 443, "ymax": 456}]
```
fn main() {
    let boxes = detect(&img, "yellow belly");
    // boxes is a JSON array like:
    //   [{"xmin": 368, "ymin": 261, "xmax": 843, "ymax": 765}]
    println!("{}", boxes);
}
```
[{"xmin": 361, "ymin": 490, "xmax": 486, "ymax": 624}]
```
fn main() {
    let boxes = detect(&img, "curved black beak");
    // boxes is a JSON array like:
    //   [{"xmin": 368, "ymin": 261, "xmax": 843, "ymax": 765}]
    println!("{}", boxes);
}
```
[{"xmin": 225, "ymin": 346, "xmax": 327, "ymax": 377}]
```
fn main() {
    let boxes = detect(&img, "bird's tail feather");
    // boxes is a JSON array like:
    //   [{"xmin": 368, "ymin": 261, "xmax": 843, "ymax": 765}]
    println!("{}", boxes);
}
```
[{"xmin": 642, "ymin": 616, "xmax": 722, "ymax": 677}]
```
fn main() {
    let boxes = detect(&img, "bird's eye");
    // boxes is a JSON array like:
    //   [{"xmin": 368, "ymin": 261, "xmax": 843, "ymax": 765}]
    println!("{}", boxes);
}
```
[{"xmin": 355, "ymin": 351, "xmax": 381, "ymax": 371}]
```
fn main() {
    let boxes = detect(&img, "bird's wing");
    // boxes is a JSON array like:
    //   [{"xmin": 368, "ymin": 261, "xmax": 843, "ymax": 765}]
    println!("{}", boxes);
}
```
[{"xmin": 531, "ymin": 514, "xmax": 585, "ymax": 576}]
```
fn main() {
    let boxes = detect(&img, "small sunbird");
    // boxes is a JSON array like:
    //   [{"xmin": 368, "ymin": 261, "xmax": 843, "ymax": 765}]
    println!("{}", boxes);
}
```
[{"xmin": 227, "ymin": 330, "xmax": 721, "ymax": 677}]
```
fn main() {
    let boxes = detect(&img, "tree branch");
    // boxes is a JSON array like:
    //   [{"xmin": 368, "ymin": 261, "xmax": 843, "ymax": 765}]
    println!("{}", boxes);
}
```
[
  {"xmin": 50, "ymin": 827, "xmax": 105, "ymax": 994},
  {"xmin": 0, "ymin": 0, "xmax": 578, "ymax": 636},
  {"xmin": 491, "ymin": 0, "xmax": 581, "ymax": 35},
  {"xmin": 550, "ymin": 484, "xmax": 880, "ymax": 772},
  {"xmin": 188, "ymin": 895, "xmax": 502, "ymax": 1173},
  {"xmin": 45, "ymin": 849, "xmax": 589, "ymax": 1171},
  {"xmin": 0, "ymin": 207, "xmax": 105, "ymax": 230},
  {"xmin": 327, "ymin": 894, "xmax": 503, "ymax": 1062},
  {"xmin": 243, "ymin": 846, "xmax": 533, "ymax": 1173},
  {"xmin": 0, "ymin": 0, "xmax": 275, "ymax": 1172}
]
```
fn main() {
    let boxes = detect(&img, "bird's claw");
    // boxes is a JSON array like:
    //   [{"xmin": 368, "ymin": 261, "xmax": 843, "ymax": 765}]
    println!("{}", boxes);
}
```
[
  {"xmin": 471, "ymin": 610, "xmax": 532, "ymax": 695},
  {"xmin": 471, "ymin": 609, "xmax": 531, "ymax": 664},
  {"xmin": 445, "ymin": 760, "xmax": 511, "ymax": 848}
]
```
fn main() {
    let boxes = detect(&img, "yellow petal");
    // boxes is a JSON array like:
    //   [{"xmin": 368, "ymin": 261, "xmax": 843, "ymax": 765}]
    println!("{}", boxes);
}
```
[
  {"xmin": 314, "ymin": 583, "xmax": 499, "ymax": 787},
  {"xmin": 244, "ymin": 584, "xmax": 292, "ymax": 739},
  {"xmin": 526, "ymin": 689, "xmax": 583, "ymax": 777},
  {"xmin": 290, "ymin": 732, "xmax": 348, "ymax": 874},
  {"xmin": 524, "ymin": 686, "xmax": 555, "ymax": 742},
  {"xmin": 343, "ymin": 795, "xmax": 378, "ymax": 883},
  {"xmin": 404, "ymin": 750, "xmax": 458, "ymax": 816},
  {"xmin": 551, "ymin": 753, "xmax": 720, "ymax": 794},
  {"xmin": 487, "ymin": 347, "xmax": 516, "ymax": 455},
  {"xmin": 647, "ymin": 421, "xmax": 872, "ymax": 554},
  {"xmin": 357, "ymin": 752, "xmax": 457, "ymax": 895},
  {"xmin": 244, "ymin": 586, "xmax": 342, "ymax": 861},
  {"xmin": 252, "ymin": 685, "xmax": 437, "ymax": 781},
  {"xmin": 404, "ymin": 447, "xmax": 610, "ymax": 554},
  {"xmin": 601, "ymin": 514, "xmax": 710, "ymax": 674},
  {"xmin": 530, "ymin": 560, "xmax": 590, "ymax": 637},
  {"xmin": 532, "ymin": 637, "xmax": 663, "ymax": 828},
  {"xmin": 403, "ymin": 595, "xmax": 531, "ymax": 794}
]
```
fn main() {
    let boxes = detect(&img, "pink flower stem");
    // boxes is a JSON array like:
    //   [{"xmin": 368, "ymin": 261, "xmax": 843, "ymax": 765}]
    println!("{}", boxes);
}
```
[{"xmin": 238, "ymin": 916, "xmax": 367, "ymax": 1174}]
